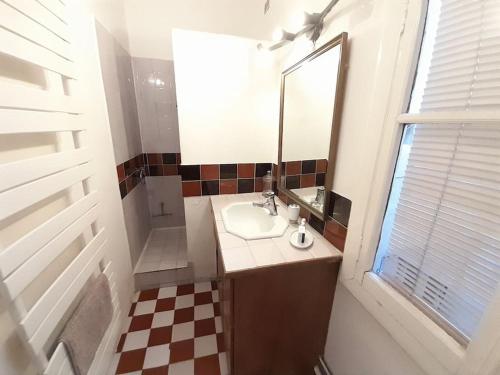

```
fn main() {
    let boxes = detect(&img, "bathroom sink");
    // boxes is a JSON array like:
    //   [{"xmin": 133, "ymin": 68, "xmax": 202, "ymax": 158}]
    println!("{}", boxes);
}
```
[{"xmin": 221, "ymin": 202, "xmax": 288, "ymax": 240}]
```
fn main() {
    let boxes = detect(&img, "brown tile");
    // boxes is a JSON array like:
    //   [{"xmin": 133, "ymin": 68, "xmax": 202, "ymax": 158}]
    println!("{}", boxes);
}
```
[
  {"xmin": 129, "ymin": 302, "xmax": 137, "ymax": 316},
  {"xmin": 129, "ymin": 314, "xmax": 154, "ymax": 332},
  {"xmin": 174, "ymin": 307, "xmax": 194, "ymax": 324},
  {"xmin": 220, "ymin": 179, "xmax": 237, "ymax": 194},
  {"xmin": 195, "ymin": 318, "xmax": 216, "ymax": 337},
  {"xmin": 142, "ymin": 366, "xmax": 169, "ymax": 375},
  {"xmin": 176, "ymin": 153, "xmax": 182, "ymax": 164},
  {"xmin": 237, "ymin": 163, "xmax": 255, "ymax": 178},
  {"xmin": 286, "ymin": 161, "xmax": 301, "ymax": 175},
  {"xmin": 177, "ymin": 283, "xmax": 194, "ymax": 296},
  {"xmin": 201, "ymin": 165, "xmax": 219, "ymax": 180},
  {"xmin": 316, "ymin": 159, "xmax": 328, "ymax": 173},
  {"xmin": 194, "ymin": 292, "xmax": 212, "ymax": 305},
  {"xmin": 182, "ymin": 181, "xmax": 201, "ymax": 197},
  {"xmin": 163, "ymin": 164, "xmax": 178, "ymax": 176},
  {"xmin": 116, "ymin": 333, "xmax": 126, "ymax": 352},
  {"xmin": 155, "ymin": 297, "xmax": 175, "ymax": 312},
  {"xmin": 194, "ymin": 354, "xmax": 221, "ymax": 375},
  {"xmin": 117, "ymin": 164, "xmax": 126, "ymax": 182},
  {"xmin": 216, "ymin": 332, "xmax": 225, "ymax": 352},
  {"xmin": 278, "ymin": 191, "xmax": 289, "ymax": 205},
  {"xmin": 300, "ymin": 174, "xmax": 316, "ymax": 188},
  {"xmin": 148, "ymin": 326, "xmax": 172, "ymax": 347},
  {"xmin": 147, "ymin": 153, "xmax": 162, "ymax": 165},
  {"xmin": 149, "ymin": 165, "xmax": 164, "ymax": 176},
  {"xmin": 116, "ymin": 348, "xmax": 146, "ymax": 373},
  {"xmin": 126, "ymin": 176, "xmax": 134, "ymax": 192},
  {"xmin": 139, "ymin": 288, "xmax": 159, "ymax": 301},
  {"xmin": 169, "ymin": 339, "xmax": 194, "ymax": 363},
  {"xmin": 323, "ymin": 220, "xmax": 347, "ymax": 252},
  {"xmin": 254, "ymin": 177, "xmax": 263, "ymax": 192},
  {"xmin": 213, "ymin": 302, "xmax": 220, "ymax": 317}
]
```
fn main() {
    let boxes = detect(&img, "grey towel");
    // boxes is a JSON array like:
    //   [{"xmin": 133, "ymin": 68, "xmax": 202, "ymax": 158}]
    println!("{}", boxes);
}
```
[{"xmin": 59, "ymin": 273, "xmax": 113, "ymax": 375}]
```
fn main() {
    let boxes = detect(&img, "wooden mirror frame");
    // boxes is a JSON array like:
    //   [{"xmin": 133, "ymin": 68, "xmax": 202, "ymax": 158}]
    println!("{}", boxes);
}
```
[{"xmin": 277, "ymin": 32, "xmax": 349, "ymax": 220}]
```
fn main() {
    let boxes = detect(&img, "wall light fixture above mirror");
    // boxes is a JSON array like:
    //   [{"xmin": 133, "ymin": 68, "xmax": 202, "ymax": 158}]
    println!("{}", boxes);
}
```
[{"xmin": 278, "ymin": 32, "xmax": 348, "ymax": 220}]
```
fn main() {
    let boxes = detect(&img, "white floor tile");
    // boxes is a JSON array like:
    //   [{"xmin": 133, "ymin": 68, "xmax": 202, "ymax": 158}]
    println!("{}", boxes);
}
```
[
  {"xmin": 168, "ymin": 359, "xmax": 194, "ymax": 375},
  {"xmin": 194, "ymin": 334, "xmax": 218, "ymax": 358},
  {"xmin": 215, "ymin": 316, "xmax": 222, "ymax": 333},
  {"xmin": 143, "ymin": 344, "xmax": 170, "ymax": 369},
  {"xmin": 158, "ymin": 285, "xmax": 177, "ymax": 298},
  {"xmin": 151, "ymin": 311, "xmax": 174, "ymax": 328},
  {"xmin": 194, "ymin": 281, "xmax": 212, "ymax": 293},
  {"xmin": 219, "ymin": 352, "xmax": 229, "ymax": 375},
  {"xmin": 175, "ymin": 294, "xmax": 194, "ymax": 309},
  {"xmin": 172, "ymin": 321, "xmax": 194, "ymax": 342},
  {"xmin": 212, "ymin": 290, "xmax": 219, "ymax": 303},
  {"xmin": 194, "ymin": 303, "xmax": 214, "ymax": 321},
  {"xmin": 134, "ymin": 300, "xmax": 156, "ymax": 315},
  {"xmin": 122, "ymin": 329, "xmax": 149, "ymax": 351}
]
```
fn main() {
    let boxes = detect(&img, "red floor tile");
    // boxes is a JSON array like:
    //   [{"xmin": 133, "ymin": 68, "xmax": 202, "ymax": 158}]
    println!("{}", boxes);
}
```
[
  {"xmin": 195, "ymin": 318, "xmax": 216, "ymax": 337},
  {"xmin": 142, "ymin": 365, "xmax": 169, "ymax": 375},
  {"xmin": 213, "ymin": 302, "xmax": 220, "ymax": 316},
  {"xmin": 155, "ymin": 297, "xmax": 175, "ymax": 312},
  {"xmin": 116, "ymin": 348, "xmax": 146, "ymax": 373},
  {"xmin": 174, "ymin": 307, "xmax": 194, "ymax": 324},
  {"xmin": 129, "ymin": 302, "xmax": 137, "ymax": 316},
  {"xmin": 139, "ymin": 288, "xmax": 159, "ymax": 301},
  {"xmin": 194, "ymin": 354, "xmax": 221, "ymax": 375},
  {"xmin": 177, "ymin": 283, "xmax": 195, "ymax": 296},
  {"xmin": 194, "ymin": 292, "xmax": 212, "ymax": 305},
  {"xmin": 169, "ymin": 339, "xmax": 195, "ymax": 363},
  {"xmin": 129, "ymin": 314, "xmax": 154, "ymax": 332},
  {"xmin": 148, "ymin": 326, "xmax": 172, "ymax": 347},
  {"xmin": 216, "ymin": 333, "xmax": 225, "ymax": 353}
]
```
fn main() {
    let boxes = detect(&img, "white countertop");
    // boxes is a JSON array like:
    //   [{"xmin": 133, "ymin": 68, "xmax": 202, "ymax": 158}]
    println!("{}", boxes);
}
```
[{"xmin": 210, "ymin": 193, "xmax": 343, "ymax": 274}]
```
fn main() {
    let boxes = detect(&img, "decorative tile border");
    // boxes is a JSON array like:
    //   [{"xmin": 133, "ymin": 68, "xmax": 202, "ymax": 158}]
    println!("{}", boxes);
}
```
[
  {"xmin": 280, "ymin": 159, "xmax": 328, "ymax": 190},
  {"xmin": 116, "ymin": 153, "xmax": 275, "ymax": 199}
]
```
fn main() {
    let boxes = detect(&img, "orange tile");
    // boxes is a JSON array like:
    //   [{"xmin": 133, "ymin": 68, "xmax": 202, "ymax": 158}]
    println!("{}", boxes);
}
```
[
  {"xmin": 117, "ymin": 164, "xmax": 125, "ymax": 182},
  {"xmin": 163, "ymin": 165, "xmax": 178, "ymax": 176},
  {"xmin": 300, "ymin": 174, "xmax": 316, "ymax": 188},
  {"xmin": 316, "ymin": 159, "xmax": 328, "ymax": 173},
  {"xmin": 220, "ymin": 179, "xmax": 237, "ymax": 194},
  {"xmin": 324, "ymin": 220, "xmax": 347, "ymax": 252},
  {"xmin": 286, "ymin": 161, "xmax": 301, "ymax": 175},
  {"xmin": 182, "ymin": 181, "xmax": 201, "ymax": 197},
  {"xmin": 201, "ymin": 165, "xmax": 220, "ymax": 180},
  {"xmin": 237, "ymin": 163, "xmax": 255, "ymax": 178}
]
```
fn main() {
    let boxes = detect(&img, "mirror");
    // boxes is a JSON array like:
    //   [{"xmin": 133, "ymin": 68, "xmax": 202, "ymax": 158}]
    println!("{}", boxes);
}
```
[{"xmin": 278, "ymin": 33, "xmax": 348, "ymax": 219}]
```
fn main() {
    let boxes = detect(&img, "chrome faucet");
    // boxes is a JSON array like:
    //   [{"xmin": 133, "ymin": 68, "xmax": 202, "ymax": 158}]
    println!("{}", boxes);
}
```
[
  {"xmin": 253, "ymin": 191, "xmax": 278, "ymax": 216},
  {"xmin": 312, "ymin": 186, "xmax": 325, "ymax": 208}
]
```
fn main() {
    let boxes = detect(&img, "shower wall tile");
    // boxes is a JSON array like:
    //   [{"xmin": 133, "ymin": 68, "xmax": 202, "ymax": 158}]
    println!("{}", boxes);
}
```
[
  {"xmin": 146, "ymin": 176, "xmax": 186, "ymax": 228},
  {"xmin": 133, "ymin": 58, "xmax": 181, "ymax": 154},
  {"xmin": 122, "ymin": 183, "xmax": 152, "ymax": 268}
]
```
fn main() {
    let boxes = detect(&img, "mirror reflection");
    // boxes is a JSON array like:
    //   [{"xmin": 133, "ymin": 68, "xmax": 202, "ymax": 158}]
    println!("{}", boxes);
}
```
[{"xmin": 279, "ymin": 39, "xmax": 343, "ymax": 215}]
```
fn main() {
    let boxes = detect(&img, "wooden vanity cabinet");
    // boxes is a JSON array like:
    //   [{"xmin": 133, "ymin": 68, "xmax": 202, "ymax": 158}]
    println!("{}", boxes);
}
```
[{"xmin": 216, "ymin": 246, "xmax": 340, "ymax": 375}]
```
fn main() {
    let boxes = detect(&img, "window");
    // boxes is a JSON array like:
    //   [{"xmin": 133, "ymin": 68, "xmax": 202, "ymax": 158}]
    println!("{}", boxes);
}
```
[{"xmin": 374, "ymin": 0, "xmax": 500, "ymax": 344}]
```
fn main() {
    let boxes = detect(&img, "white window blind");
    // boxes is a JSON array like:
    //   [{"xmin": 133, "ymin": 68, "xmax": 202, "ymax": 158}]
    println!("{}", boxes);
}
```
[{"xmin": 374, "ymin": 0, "xmax": 500, "ymax": 344}]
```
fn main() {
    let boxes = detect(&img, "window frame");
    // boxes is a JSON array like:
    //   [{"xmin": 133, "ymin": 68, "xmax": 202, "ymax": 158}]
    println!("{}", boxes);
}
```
[{"xmin": 340, "ymin": 0, "xmax": 500, "ymax": 374}]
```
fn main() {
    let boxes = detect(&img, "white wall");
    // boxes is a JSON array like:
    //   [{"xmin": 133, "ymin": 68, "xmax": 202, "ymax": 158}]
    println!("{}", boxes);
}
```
[
  {"xmin": 172, "ymin": 29, "xmax": 280, "ymax": 164},
  {"xmin": 325, "ymin": 284, "xmax": 426, "ymax": 375}
]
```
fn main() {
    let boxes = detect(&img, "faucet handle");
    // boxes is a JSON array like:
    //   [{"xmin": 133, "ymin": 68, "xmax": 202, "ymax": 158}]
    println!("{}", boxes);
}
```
[{"xmin": 263, "ymin": 191, "xmax": 275, "ymax": 198}]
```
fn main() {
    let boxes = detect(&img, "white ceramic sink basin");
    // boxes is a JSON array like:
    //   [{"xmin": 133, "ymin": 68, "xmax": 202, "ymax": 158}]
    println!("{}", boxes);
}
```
[{"xmin": 221, "ymin": 202, "xmax": 288, "ymax": 240}]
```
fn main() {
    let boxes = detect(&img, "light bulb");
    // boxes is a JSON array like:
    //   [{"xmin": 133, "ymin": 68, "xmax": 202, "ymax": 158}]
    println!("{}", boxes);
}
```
[{"xmin": 272, "ymin": 28, "xmax": 284, "ymax": 42}]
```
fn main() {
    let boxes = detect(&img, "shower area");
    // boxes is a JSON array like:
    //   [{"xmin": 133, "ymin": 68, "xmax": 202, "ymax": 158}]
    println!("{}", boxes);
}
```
[{"xmin": 95, "ymin": 22, "xmax": 191, "ymax": 289}]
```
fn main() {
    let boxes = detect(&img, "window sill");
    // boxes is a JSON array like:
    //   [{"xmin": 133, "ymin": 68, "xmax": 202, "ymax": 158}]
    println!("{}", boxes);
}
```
[{"xmin": 341, "ymin": 272, "xmax": 465, "ymax": 375}]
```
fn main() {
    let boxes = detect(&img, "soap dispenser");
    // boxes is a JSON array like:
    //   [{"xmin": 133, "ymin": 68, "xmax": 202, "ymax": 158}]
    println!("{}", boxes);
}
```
[
  {"xmin": 290, "ymin": 217, "xmax": 314, "ymax": 249},
  {"xmin": 263, "ymin": 170, "xmax": 273, "ymax": 194}
]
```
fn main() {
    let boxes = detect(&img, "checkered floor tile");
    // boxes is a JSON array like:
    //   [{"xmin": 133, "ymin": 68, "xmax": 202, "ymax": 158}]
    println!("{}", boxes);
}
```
[{"xmin": 113, "ymin": 281, "xmax": 228, "ymax": 375}]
